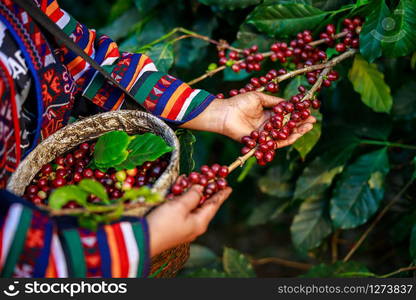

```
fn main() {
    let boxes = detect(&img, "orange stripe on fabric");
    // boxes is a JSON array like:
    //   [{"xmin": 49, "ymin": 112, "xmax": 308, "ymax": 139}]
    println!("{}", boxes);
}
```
[
  {"xmin": 105, "ymin": 43, "xmax": 120, "ymax": 59},
  {"xmin": 112, "ymin": 224, "xmax": 129, "ymax": 278},
  {"xmin": 67, "ymin": 31, "xmax": 95, "ymax": 72},
  {"xmin": 104, "ymin": 226, "xmax": 121, "ymax": 277},
  {"xmin": 167, "ymin": 86, "xmax": 193, "ymax": 120},
  {"xmin": 45, "ymin": 254, "xmax": 57, "ymax": 278},
  {"xmin": 161, "ymin": 83, "xmax": 188, "ymax": 118},
  {"xmin": 45, "ymin": 0, "xmax": 58, "ymax": 16}
]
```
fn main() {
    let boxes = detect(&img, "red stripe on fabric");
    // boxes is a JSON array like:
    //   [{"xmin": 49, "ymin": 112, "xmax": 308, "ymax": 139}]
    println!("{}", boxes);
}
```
[
  {"xmin": 48, "ymin": 7, "xmax": 63, "ymax": 23},
  {"xmin": 167, "ymin": 87, "xmax": 193, "ymax": 120},
  {"xmin": 112, "ymin": 224, "xmax": 129, "ymax": 278},
  {"xmin": 70, "ymin": 60, "xmax": 87, "ymax": 77},
  {"xmin": 0, "ymin": 59, "xmax": 21, "ymax": 168}
]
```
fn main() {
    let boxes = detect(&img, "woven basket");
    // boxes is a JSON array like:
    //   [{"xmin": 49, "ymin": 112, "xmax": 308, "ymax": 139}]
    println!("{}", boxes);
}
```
[{"xmin": 7, "ymin": 110, "xmax": 190, "ymax": 277}]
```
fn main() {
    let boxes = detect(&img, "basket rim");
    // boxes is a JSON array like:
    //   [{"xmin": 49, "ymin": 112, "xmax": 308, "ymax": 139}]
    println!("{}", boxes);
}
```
[{"xmin": 6, "ymin": 110, "xmax": 180, "ymax": 216}]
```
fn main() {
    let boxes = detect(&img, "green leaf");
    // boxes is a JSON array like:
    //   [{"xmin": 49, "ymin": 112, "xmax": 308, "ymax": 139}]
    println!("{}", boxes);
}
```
[
  {"xmin": 392, "ymin": 80, "xmax": 416, "ymax": 120},
  {"xmin": 293, "ymin": 111, "xmax": 322, "ymax": 159},
  {"xmin": 115, "ymin": 133, "xmax": 172, "ymax": 170},
  {"xmin": 381, "ymin": 0, "xmax": 416, "ymax": 58},
  {"xmin": 100, "ymin": 9, "xmax": 139, "ymax": 41},
  {"xmin": 294, "ymin": 135, "xmax": 358, "ymax": 200},
  {"xmin": 258, "ymin": 164, "xmax": 294, "ymax": 198},
  {"xmin": 94, "ymin": 131, "xmax": 130, "ymax": 167},
  {"xmin": 222, "ymin": 247, "xmax": 256, "ymax": 278},
  {"xmin": 109, "ymin": 0, "xmax": 134, "ymax": 22},
  {"xmin": 411, "ymin": 52, "xmax": 416, "ymax": 70},
  {"xmin": 176, "ymin": 129, "xmax": 196, "ymax": 174},
  {"xmin": 325, "ymin": 47, "xmax": 338, "ymax": 59},
  {"xmin": 330, "ymin": 148, "xmax": 390, "ymax": 229},
  {"xmin": 283, "ymin": 76, "xmax": 310, "ymax": 99},
  {"xmin": 49, "ymin": 185, "xmax": 88, "ymax": 210},
  {"xmin": 359, "ymin": 0, "xmax": 390, "ymax": 62},
  {"xmin": 134, "ymin": 0, "xmax": 159, "ymax": 14},
  {"xmin": 78, "ymin": 179, "xmax": 110, "ymax": 204},
  {"xmin": 247, "ymin": 3, "xmax": 329, "ymax": 38},
  {"xmin": 302, "ymin": 261, "xmax": 371, "ymax": 278},
  {"xmin": 410, "ymin": 224, "xmax": 416, "ymax": 263},
  {"xmin": 186, "ymin": 268, "xmax": 228, "ymax": 278},
  {"xmin": 121, "ymin": 186, "xmax": 162, "ymax": 204},
  {"xmin": 198, "ymin": 0, "xmax": 261, "ymax": 10},
  {"xmin": 237, "ymin": 157, "xmax": 256, "ymax": 182},
  {"xmin": 144, "ymin": 43, "xmax": 174, "ymax": 73},
  {"xmin": 291, "ymin": 196, "xmax": 332, "ymax": 251},
  {"xmin": 348, "ymin": 55, "xmax": 393, "ymax": 113},
  {"xmin": 247, "ymin": 199, "xmax": 280, "ymax": 226},
  {"xmin": 185, "ymin": 244, "xmax": 218, "ymax": 268}
]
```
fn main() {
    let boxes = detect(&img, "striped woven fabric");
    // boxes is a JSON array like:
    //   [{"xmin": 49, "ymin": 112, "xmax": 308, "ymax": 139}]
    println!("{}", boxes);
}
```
[{"xmin": 42, "ymin": 0, "xmax": 215, "ymax": 123}]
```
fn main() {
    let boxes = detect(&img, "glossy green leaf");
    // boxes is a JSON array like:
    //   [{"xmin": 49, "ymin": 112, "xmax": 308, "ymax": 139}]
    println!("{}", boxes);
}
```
[
  {"xmin": 294, "ymin": 135, "xmax": 358, "ymax": 200},
  {"xmin": 410, "ymin": 224, "xmax": 416, "ymax": 263},
  {"xmin": 359, "ymin": 0, "xmax": 390, "ymax": 62},
  {"xmin": 115, "ymin": 133, "xmax": 172, "ymax": 170},
  {"xmin": 186, "ymin": 268, "xmax": 228, "ymax": 278},
  {"xmin": 176, "ymin": 129, "xmax": 196, "ymax": 174},
  {"xmin": 247, "ymin": 199, "xmax": 280, "ymax": 226},
  {"xmin": 144, "ymin": 43, "xmax": 174, "ymax": 73},
  {"xmin": 198, "ymin": 0, "xmax": 261, "ymax": 10},
  {"xmin": 283, "ymin": 76, "xmax": 310, "ymax": 99},
  {"xmin": 94, "ymin": 131, "xmax": 130, "ymax": 167},
  {"xmin": 348, "ymin": 55, "xmax": 392, "ymax": 113},
  {"xmin": 302, "ymin": 261, "xmax": 371, "ymax": 277},
  {"xmin": 108, "ymin": 0, "xmax": 134, "ymax": 22},
  {"xmin": 247, "ymin": 3, "xmax": 329, "ymax": 38},
  {"xmin": 381, "ymin": 0, "xmax": 416, "ymax": 58},
  {"xmin": 222, "ymin": 247, "xmax": 256, "ymax": 278},
  {"xmin": 185, "ymin": 244, "xmax": 218, "ymax": 268},
  {"xmin": 293, "ymin": 111, "xmax": 322, "ymax": 159},
  {"xmin": 290, "ymin": 196, "xmax": 332, "ymax": 251},
  {"xmin": 392, "ymin": 80, "xmax": 416, "ymax": 120},
  {"xmin": 49, "ymin": 185, "xmax": 88, "ymax": 210},
  {"xmin": 258, "ymin": 164, "xmax": 294, "ymax": 198},
  {"xmin": 330, "ymin": 148, "xmax": 389, "ymax": 229},
  {"xmin": 78, "ymin": 179, "xmax": 109, "ymax": 204}
]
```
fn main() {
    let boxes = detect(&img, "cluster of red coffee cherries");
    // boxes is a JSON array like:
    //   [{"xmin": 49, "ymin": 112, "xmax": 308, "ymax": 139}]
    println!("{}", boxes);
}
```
[
  {"xmin": 23, "ymin": 141, "xmax": 168, "ymax": 208},
  {"xmin": 216, "ymin": 17, "xmax": 362, "ymax": 98},
  {"xmin": 168, "ymin": 164, "xmax": 229, "ymax": 204}
]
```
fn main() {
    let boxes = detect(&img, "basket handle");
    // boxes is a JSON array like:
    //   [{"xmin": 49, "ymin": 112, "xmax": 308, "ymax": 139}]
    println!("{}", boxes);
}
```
[{"xmin": 13, "ymin": 0, "xmax": 145, "ymax": 111}]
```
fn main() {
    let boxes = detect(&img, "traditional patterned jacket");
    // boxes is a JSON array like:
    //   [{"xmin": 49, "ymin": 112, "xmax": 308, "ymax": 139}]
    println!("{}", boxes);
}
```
[{"xmin": 0, "ymin": 0, "xmax": 215, "ymax": 277}]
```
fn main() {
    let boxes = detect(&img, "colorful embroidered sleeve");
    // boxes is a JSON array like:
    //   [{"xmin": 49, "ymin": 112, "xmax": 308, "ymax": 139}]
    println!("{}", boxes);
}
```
[
  {"xmin": 0, "ymin": 189, "xmax": 150, "ymax": 278},
  {"xmin": 40, "ymin": 0, "xmax": 215, "ymax": 124}
]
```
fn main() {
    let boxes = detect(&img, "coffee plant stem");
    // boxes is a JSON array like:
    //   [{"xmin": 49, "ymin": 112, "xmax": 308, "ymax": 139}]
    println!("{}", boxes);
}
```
[
  {"xmin": 251, "ymin": 257, "xmax": 312, "ymax": 271},
  {"xmin": 378, "ymin": 266, "xmax": 416, "ymax": 278},
  {"xmin": 227, "ymin": 50, "xmax": 357, "ymax": 172},
  {"xmin": 360, "ymin": 139, "xmax": 416, "ymax": 150},
  {"xmin": 343, "ymin": 179, "xmax": 414, "ymax": 262},
  {"xmin": 188, "ymin": 30, "xmax": 354, "ymax": 86}
]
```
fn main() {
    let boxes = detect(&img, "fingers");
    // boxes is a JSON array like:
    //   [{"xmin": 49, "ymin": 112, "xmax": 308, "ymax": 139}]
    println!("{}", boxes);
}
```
[
  {"xmin": 192, "ymin": 187, "xmax": 232, "ymax": 224},
  {"xmin": 252, "ymin": 92, "xmax": 285, "ymax": 108},
  {"xmin": 173, "ymin": 185, "xmax": 203, "ymax": 212}
]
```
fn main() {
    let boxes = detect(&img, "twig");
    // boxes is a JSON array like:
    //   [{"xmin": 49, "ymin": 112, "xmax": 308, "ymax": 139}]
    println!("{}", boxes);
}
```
[
  {"xmin": 378, "ymin": 266, "xmax": 416, "ymax": 278},
  {"xmin": 251, "ymin": 257, "xmax": 312, "ymax": 271},
  {"xmin": 188, "ymin": 30, "xmax": 353, "ymax": 86},
  {"xmin": 227, "ymin": 50, "xmax": 356, "ymax": 172},
  {"xmin": 343, "ymin": 179, "xmax": 414, "ymax": 262}
]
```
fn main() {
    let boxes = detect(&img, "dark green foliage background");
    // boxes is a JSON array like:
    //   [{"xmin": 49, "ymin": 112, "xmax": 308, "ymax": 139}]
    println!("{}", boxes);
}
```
[{"xmin": 61, "ymin": 0, "xmax": 416, "ymax": 277}]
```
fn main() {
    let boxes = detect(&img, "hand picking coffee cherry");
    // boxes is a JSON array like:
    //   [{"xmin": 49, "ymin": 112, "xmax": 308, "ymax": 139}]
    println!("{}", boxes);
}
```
[{"xmin": 167, "ymin": 164, "xmax": 229, "ymax": 205}]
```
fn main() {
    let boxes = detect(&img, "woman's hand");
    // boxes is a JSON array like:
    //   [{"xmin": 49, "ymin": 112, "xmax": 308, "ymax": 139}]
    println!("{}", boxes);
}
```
[
  {"xmin": 146, "ymin": 185, "xmax": 232, "ymax": 257},
  {"xmin": 182, "ymin": 92, "xmax": 316, "ymax": 147}
]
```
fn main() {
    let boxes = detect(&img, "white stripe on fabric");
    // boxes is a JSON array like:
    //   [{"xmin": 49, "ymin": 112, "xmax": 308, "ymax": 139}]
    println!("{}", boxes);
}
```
[{"xmin": 120, "ymin": 222, "xmax": 139, "ymax": 278}]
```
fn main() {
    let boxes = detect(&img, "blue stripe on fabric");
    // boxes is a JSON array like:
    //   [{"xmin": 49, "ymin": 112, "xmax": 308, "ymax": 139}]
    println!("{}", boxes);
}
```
[
  {"xmin": 153, "ymin": 79, "xmax": 182, "ymax": 116},
  {"xmin": 182, "ymin": 94, "xmax": 216, "ymax": 123},
  {"xmin": 139, "ymin": 218, "xmax": 151, "ymax": 277},
  {"xmin": 33, "ymin": 220, "xmax": 53, "ymax": 277},
  {"xmin": 93, "ymin": 37, "xmax": 113, "ymax": 65},
  {"xmin": 62, "ymin": 24, "xmax": 92, "ymax": 63},
  {"xmin": 97, "ymin": 227, "xmax": 112, "ymax": 278},
  {"xmin": 0, "ymin": 14, "xmax": 44, "ymax": 157}
]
